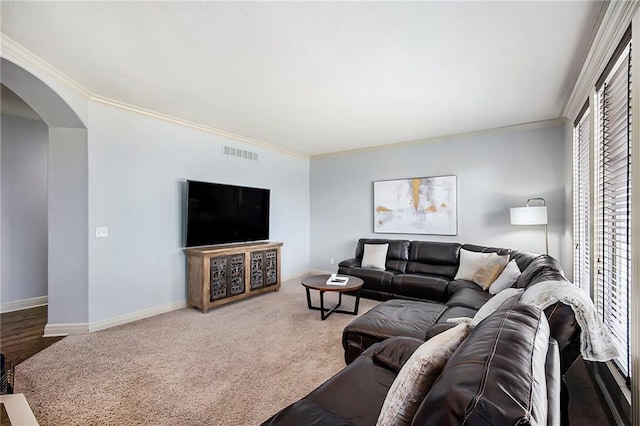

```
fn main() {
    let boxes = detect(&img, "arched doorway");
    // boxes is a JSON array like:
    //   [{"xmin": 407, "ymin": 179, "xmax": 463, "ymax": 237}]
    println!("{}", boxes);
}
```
[{"xmin": 1, "ymin": 58, "xmax": 89, "ymax": 333}]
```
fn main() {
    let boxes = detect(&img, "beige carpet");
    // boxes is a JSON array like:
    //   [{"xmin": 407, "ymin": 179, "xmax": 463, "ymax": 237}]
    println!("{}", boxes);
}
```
[{"xmin": 15, "ymin": 279, "xmax": 379, "ymax": 426}]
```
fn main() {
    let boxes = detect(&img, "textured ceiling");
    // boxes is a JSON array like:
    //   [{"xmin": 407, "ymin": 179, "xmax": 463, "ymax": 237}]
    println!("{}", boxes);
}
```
[{"xmin": 1, "ymin": 1, "xmax": 604, "ymax": 156}]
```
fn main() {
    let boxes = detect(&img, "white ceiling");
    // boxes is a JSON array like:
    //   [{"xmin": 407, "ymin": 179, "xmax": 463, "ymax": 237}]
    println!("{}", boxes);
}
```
[{"xmin": 1, "ymin": 1, "xmax": 604, "ymax": 156}]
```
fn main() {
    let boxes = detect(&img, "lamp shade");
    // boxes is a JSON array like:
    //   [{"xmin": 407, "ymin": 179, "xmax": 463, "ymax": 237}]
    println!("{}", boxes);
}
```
[{"xmin": 510, "ymin": 206, "xmax": 548, "ymax": 225}]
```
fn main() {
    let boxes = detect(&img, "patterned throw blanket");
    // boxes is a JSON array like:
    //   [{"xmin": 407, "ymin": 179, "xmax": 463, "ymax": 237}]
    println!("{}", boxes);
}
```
[{"xmin": 520, "ymin": 280, "xmax": 621, "ymax": 362}]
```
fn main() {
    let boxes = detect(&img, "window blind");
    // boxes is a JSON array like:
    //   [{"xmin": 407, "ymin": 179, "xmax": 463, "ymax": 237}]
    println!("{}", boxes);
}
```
[
  {"xmin": 573, "ymin": 104, "xmax": 590, "ymax": 293},
  {"xmin": 596, "ymin": 35, "xmax": 632, "ymax": 380}
]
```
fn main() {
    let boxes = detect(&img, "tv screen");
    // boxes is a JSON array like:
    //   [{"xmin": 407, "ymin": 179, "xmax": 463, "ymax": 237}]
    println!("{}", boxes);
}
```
[{"xmin": 186, "ymin": 180, "xmax": 270, "ymax": 247}]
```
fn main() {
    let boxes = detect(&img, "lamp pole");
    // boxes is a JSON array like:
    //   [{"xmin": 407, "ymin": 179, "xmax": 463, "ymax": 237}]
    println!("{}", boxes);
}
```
[{"xmin": 526, "ymin": 198, "xmax": 548, "ymax": 255}]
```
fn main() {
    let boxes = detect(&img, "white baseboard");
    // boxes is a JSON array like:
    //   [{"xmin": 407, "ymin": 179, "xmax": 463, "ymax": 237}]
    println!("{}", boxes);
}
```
[
  {"xmin": 43, "ymin": 300, "xmax": 188, "ymax": 336},
  {"xmin": 0, "ymin": 296, "xmax": 48, "ymax": 313},
  {"xmin": 282, "ymin": 270, "xmax": 334, "ymax": 282},
  {"xmin": 88, "ymin": 301, "xmax": 187, "ymax": 333},
  {"xmin": 43, "ymin": 322, "xmax": 88, "ymax": 337},
  {"xmin": 43, "ymin": 271, "xmax": 340, "ymax": 336},
  {"xmin": 309, "ymin": 269, "xmax": 334, "ymax": 275}
]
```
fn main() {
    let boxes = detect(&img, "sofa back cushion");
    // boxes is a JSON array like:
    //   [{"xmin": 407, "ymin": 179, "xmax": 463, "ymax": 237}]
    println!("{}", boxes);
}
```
[
  {"xmin": 356, "ymin": 239, "xmax": 410, "ymax": 272},
  {"xmin": 461, "ymin": 243, "xmax": 511, "ymax": 256},
  {"xmin": 405, "ymin": 241, "xmax": 461, "ymax": 278},
  {"xmin": 509, "ymin": 249, "xmax": 541, "ymax": 273},
  {"xmin": 413, "ymin": 302, "xmax": 551, "ymax": 426},
  {"xmin": 515, "ymin": 254, "xmax": 563, "ymax": 289}
]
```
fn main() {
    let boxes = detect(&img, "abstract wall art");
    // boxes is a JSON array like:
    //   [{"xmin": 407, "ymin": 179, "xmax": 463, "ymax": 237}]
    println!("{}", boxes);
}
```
[{"xmin": 374, "ymin": 175, "xmax": 457, "ymax": 235}]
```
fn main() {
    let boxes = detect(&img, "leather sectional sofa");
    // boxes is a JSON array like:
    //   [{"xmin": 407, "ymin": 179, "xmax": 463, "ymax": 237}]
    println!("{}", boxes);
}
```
[
  {"xmin": 338, "ymin": 239, "xmax": 580, "ymax": 376},
  {"xmin": 263, "ymin": 238, "xmax": 581, "ymax": 425},
  {"xmin": 264, "ymin": 299, "xmax": 561, "ymax": 425}
]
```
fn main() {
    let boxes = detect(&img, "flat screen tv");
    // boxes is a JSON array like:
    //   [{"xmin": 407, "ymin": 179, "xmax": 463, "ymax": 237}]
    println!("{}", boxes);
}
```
[{"xmin": 186, "ymin": 180, "xmax": 270, "ymax": 247}]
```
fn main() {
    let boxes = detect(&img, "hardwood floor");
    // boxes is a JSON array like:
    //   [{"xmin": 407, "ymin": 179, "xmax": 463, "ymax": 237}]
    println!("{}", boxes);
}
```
[
  {"xmin": 0, "ymin": 306, "xmax": 64, "ymax": 365},
  {"xmin": 0, "ymin": 306, "xmax": 63, "ymax": 425}
]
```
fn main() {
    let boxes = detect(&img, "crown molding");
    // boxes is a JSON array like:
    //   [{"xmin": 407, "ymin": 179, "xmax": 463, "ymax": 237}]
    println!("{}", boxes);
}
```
[
  {"xmin": 1, "ymin": 34, "xmax": 93, "ymax": 98},
  {"xmin": 1, "ymin": 34, "xmax": 308, "ymax": 160},
  {"xmin": 90, "ymin": 96, "xmax": 308, "ymax": 159},
  {"xmin": 311, "ymin": 117, "xmax": 566, "ymax": 159},
  {"xmin": 563, "ymin": 1, "xmax": 639, "ymax": 121}
]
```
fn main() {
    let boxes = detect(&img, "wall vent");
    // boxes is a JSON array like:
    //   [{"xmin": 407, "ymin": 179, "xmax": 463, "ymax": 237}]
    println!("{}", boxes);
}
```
[{"xmin": 223, "ymin": 145, "xmax": 258, "ymax": 162}]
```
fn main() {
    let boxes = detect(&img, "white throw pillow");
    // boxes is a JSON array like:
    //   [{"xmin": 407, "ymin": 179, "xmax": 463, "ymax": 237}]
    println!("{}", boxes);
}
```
[
  {"xmin": 454, "ymin": 249, "xmax": 510, "ymax": 290},
  {"xmin": 361, "ymin": 243, "xmax": 389, "ymax": 270},
  {"xmin": 489, "ymin": 260, "xmax": 522, "ymax": 295},
  {"xmin": 376, "ymin": 323, "xmax": 472, "ymax": 426},
  {"xmin": 473, "ymin": 288, "xmax": 524, "ymax": 325}
]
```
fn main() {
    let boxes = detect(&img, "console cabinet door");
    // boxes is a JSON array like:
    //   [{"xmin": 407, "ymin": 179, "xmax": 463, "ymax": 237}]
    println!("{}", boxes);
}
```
[
  {"xmin": 250, "ymin": 252, "xmax": 265, "ymax": 290},
  {"xmin": 209, "ymin": 256, "xmax": 229, "ymax": 301},
  {"xmin": 250, "ymin": 249, "xmax": 278, "ymax": 291},
  {"xmin": 228, "ymin": 254, "xmax": 245, "ymax": 295},
  {"xmin": 265, "ymin": 249, "xmax": 278, "ymax": 287},
  {"xmin": 209, "ymin": 254, "xmax": 246, "ymax": 301}
]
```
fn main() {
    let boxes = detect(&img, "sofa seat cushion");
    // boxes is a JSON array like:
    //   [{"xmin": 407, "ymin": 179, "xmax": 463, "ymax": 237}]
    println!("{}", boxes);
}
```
[
  {"xmin": 372, "ymin": 337, "xmax": 424, "ymax": 373},
  {"xmin": 391, "ymin": 274, "xmax": 448, "ymax": 302},
  {"xmin": 346, "ymin": 267, "xmax": 398, "ymax": 293},
  {"xmin": 437, "ymin": 305, "xmax": 478, "ymax": 321},
  {"xmin": 446, "ymin": 287, "xmax": 492, "ymax": 310},
  {"xmin": 414, "ymin": 302, "xmax": 552, "ymax": 426},
  {"xmin": 342, "ymin": 300, "xmax": 447, "ymax": 364},
  {"xmin": 472, "ymin": 288, "xmax": 523, "ymax": 324},
  {"xmin": 425, "ymin": 306, "xmax": 479, "ymax": 339},
  {"xmin": 261, "ymin": 398, "xmax": 354, "ymax": 426},
  {"xmin": 306, "ymin": 344, "xmax": 397, "ymax": 426},
  {"xmin": 445, "ymin": 279, "xmax": 478, "ymax": 298}
]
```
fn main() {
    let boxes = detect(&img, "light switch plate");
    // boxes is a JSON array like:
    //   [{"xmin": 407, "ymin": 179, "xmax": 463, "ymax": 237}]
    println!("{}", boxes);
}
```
[{"xmin": 95, "ymin": 227, "xmax": 109, "ymax": 238}]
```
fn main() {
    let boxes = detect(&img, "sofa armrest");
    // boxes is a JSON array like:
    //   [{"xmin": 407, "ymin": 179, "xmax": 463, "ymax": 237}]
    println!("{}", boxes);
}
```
[
  {"xmin": 338, "ymin": 258, "xmax": 360, "ymax": 268},
  {"xmin": 543, "ymin": 301, "xmax": 581, "ymax": 374},
  {"xmin": 371, "ymin": 336, "xmax": 423, "ymax": 373},
  {"xmin": 261, "ymin": 398, "xmax": 354, "ymax": 426}
]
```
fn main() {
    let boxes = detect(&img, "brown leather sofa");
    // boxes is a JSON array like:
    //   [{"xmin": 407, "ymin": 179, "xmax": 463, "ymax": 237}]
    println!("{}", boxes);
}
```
[
  {"xmin": 262, "ymin": 239, "xmax": 581, "ymax": 425},
  {"xmin": 338, "ymin": 239, "xmax": 580, "ymax": 378},
  {"xmin": 263, "ymin": 299, "xmax": 561, "ymax": 425}
]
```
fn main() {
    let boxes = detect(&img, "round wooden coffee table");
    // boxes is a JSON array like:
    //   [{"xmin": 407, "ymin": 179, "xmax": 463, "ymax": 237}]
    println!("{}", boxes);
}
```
[{"xmin": 301, "ymin": 274, "xmax": 364, "ymax": 320}]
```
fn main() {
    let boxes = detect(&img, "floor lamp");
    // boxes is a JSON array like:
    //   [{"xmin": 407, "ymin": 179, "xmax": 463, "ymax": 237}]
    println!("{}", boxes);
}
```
[{"xmin": 510, "ymin": 198, "xmax": 548, "ymax": 254}]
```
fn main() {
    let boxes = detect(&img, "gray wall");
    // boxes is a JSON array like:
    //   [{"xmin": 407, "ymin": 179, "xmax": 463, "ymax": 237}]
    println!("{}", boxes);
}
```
[
  {"xmin": 87, "ymin": 102, "xmax": 310, "ymax": 323},
  {"xmin": 310, "ymin": 124, "xmax": 568, "ymax": 273},
  {"xmin": 1, "ymin": 114, "xmax": 48, "ymax": 304},
  {"xmin": 48, "ymin": 127, "xmax": 89, "ymax": 324}
]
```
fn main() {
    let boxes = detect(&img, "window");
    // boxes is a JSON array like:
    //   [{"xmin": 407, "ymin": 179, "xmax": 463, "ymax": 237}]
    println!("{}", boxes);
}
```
[
  {"xmin": 573, "ymin": 103, "xmax": 590, "ymax": 293},
  {"xmin": 595, "ymin": 28, "xmax": 632, "ymax": 380}
]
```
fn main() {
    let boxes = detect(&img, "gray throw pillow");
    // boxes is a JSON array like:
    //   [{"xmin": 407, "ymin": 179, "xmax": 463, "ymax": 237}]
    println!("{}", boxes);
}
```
[
  {"xmin": 489, "ymin": 260, "xmax": 521, "ymax": 294},
  {"xmin": 376, "ymin": 323, "xmax": 472, "ymax": 426}
]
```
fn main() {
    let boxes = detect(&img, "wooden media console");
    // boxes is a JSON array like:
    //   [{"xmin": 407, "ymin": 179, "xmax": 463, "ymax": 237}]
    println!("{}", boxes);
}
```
[{"xmin": 184, "ymin": 241, "xmax": 283, "ymax": 313}]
